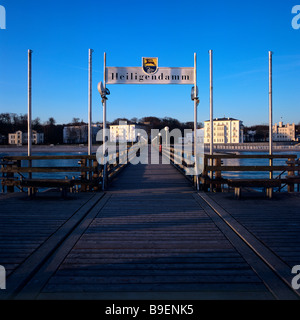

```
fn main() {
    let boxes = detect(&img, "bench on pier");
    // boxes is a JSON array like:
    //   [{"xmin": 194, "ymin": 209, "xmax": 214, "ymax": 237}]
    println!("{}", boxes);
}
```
[
  {"xmin": 227, "ymin": 179, "xmax": 282, "ymax": 199},
  {"xmin": 0, "ymin": 155, "xmax": 104, "ymax": 194},
  {"xmin": 282, "ymin": 175, "xmax": 300, "ymax": 192},
  {"xmin": 203, "ymin": 154, "xmax": 299, "ymax": 195},
  {"xmin": 20, "ymin": 178, "xmax": 82, "ymax": 197}
]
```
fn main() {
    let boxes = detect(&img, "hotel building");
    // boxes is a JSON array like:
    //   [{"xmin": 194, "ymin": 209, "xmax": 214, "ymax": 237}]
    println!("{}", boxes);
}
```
[{"xmin": 204, "ymin": 118, "xmax": 244, "ymax": 144}]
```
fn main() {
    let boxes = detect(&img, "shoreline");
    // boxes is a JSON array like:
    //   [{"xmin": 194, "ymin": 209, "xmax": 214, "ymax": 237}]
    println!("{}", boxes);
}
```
[
  {"xmin": 0, "ymin": 145, "xmax": 101, "ymax": 154},
  {"xmin": 0, "ymin": 144, "xmax": 300, "ymax": 154}
]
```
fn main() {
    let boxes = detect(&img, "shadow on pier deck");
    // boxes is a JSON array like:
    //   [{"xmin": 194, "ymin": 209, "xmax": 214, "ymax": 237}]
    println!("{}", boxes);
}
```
[{"xmin": 0, "ymin": 157, "xmax": 299, "ymax": 300}]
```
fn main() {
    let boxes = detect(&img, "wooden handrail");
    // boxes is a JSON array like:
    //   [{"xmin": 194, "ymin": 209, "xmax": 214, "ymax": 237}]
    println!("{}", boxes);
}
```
[
  {"xmin": 2, "ymin": 155, "xmax": 97, "ymax": 160},
  {"xmin": 1, "ymin": 167, "xmax": 95, "ymax": 173},
  {"xmin": 205, "ymin": 154, "xmax": 297, "ymax": 159},
  {"xmin": 205, "ymin": 165, "xmax": 299, "ymax": 172}
]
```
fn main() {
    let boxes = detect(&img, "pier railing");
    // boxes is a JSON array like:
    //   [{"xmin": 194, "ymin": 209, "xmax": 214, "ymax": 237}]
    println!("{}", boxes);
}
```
[
  {"xmin": 158, "ymin": 145, "xmax": 199, "ymax": 187},
  {"xmin": 202, "ymin": 153, "xmax": 300, "ymax": 194},
  {"xmin": 0, "ymin": 144, "xmax": 142, "ymax": 194},
  {"xmin": 159, "ymin": 146, "xmax": 300, "ymax": 195}
]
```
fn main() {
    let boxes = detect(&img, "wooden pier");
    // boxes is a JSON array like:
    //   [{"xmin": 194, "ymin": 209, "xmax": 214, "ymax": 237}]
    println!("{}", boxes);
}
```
[{"xmin": 0, "ymin": 149, "xmax": 299, "ymax": 300}]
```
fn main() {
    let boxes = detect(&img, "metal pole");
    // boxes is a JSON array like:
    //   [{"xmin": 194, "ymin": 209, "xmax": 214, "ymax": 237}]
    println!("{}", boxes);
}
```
[
  {"xmin": 209, "ymin": 50, "xmax": 214, "ymax": 184},
  {"xmin": 269, "ymin": 51, "xmax": 273, "ymax": 179},
  {"xmin": 102, "ymin": 52, "xmax": 107, "ymax": 190},
  {"xmin": 194, "ymin": 53, "xmax": 199, "ymax": 190},
  {"xmin": 28, "ymin": 50, "xmax": 32, "ymax": 158},
  {"xmin": 88, "ymin": 49, "xmax": 93, "ymax": 156},
  {"xmin": 28, "ymin": 50, "xmax": 33, "ymax": 195}
]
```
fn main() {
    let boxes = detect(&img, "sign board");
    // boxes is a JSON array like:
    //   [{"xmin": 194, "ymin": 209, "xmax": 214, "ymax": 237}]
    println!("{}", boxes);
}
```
[
  {"xmin": 106, "ymin": 67, "xmax": 194, "ymax": 85},
  {"xmin": 105, "ymin": 58, "xmax": 194, "ymax": 85}
]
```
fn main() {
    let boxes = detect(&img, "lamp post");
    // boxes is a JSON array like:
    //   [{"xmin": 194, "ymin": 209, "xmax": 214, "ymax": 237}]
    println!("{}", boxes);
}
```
[
  {"xmin": 164, "ymin": 126, "xmax": 169, "ymax": 149},
  {"xmin": 88, "ymin": 49, "xmax": 93, "ymax": 156},
  {"xmin": 191, "ymin": 53, "xmax": 199, "ymax": 191},
  {"xmin": 158, "ymin": 133, "xmax": 161, "ymax": 145},
  {"xmin": 97, "ymin": 54, "xmax": 110, "ymax": 191},
  {"xmin": 137, "ymin": 132, "xmax": 141, "ymax": 144}
]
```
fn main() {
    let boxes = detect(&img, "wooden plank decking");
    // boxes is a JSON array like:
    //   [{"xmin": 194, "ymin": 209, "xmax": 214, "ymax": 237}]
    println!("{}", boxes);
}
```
[
  {"xmin": 204, "ymin": 191, "xmax": 300, "ymax": 269},
  {"xmin": 0, "ymin": 151, "xmax": 299, "ymax": 300}
]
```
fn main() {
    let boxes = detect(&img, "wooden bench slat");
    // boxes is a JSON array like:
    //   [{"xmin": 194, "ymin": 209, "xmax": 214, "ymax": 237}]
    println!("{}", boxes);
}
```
[
  {"xmin": 1, "ymin": 167, "xmax": 93, "ymax": 173},
  {"xmin": 227, "ymin": 179, "xmax": 282, "ymax": 188},
  {"xmin": 20, "ymin": 179, "xmax": 81, "ymax": 188}
]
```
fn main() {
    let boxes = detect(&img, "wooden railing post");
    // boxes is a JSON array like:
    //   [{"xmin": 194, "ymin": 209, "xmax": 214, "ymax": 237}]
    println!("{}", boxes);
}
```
[
  {"xmin": 80, "ymin": 158, "xmax": 87, "ymax": 192},
  {"xmin": 6, "ymin": 161, "xmax": 15, "ymax": 193},
  {"xmin": 297, "ymin": 159, "xmax": 300, "ymax": 192},
  {"xmin": 17, "ymin": 160, "xmax": 23, "ymax": 193},
  {"xmin": 202, "ymin": 155, "xmax": 209, "ymax": 192},
  {"xmin": 88, "ymin": 158, "xmax": 92, "ymax": 183},
  {"xmin": 1, "ymin": 162, "xmax": 4, "ymax": 193},
  {"xmin": 209, "ymin": 157, "xmax": 215, "ymax": 192},
  {"xmin": 215, "ymin": 158, "xmax": 222, "ymax": 192},
  {"xmin": 92, "ymin": 158, "xmax": 100, "ymax": 191},
  {"xmin": 287, "ymin": 157, "xmax": 295, "ymax": 193}
]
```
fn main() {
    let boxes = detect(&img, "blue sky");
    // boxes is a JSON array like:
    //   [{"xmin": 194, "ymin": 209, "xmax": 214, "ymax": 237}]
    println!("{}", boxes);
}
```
[{"xmin": 0, "ymin": 0, "xmax": 299, "ymax": 126}]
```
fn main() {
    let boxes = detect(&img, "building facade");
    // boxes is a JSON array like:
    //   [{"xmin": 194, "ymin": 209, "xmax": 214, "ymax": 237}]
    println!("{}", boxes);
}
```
[
  {"xmin": 63, "ymin": 124, "xmax": 102, "ymax": 144},
  {"xmin": 204, "ymin": 118, "xmax": 244, "ymax": 144},
  {"xmin": 272, "ymin": 122, "xmax": 295, "ymax": 141},
  {"xmin": 8, "ymin": 130, "xmax": 44, "ymax": 145},
  {"xmin": 63, "ymin": 125, "xmax": 88, "ymax": 144},
  {"xmin": 109, "ymin": 122, "xmax": 147, "ymax": 143}
]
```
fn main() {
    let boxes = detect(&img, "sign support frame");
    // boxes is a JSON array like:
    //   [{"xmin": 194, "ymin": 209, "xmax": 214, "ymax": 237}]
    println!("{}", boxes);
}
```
[
  {"xmin": 88, "ymin": 49, "xmax": 93, "ymax": 156},
  {"xmin": 209, "ymin": 50, "xmax": 214, "ymax": 185},
  {"xmin": 101, "ymin": 53, "xmax": 200, "ymax": 189},
  {"xmin": 27, "ymin": 49, "xmax": 33, "ymax": 196},
  {"xmin": 193, "ymin": 53, "xmax": 199, "ymax": 190},
  {"xmin": 269, "ymin": 51, "xmax": 273, "ymax": 179},
  {"xmin": 102, "ymin": 52, "xmax": 107, "ymax": 190}
]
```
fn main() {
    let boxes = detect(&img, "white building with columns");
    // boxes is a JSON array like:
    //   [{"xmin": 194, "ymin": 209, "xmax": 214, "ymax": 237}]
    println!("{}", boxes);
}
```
[
  {"xmin": 204, "ymin": 118, "xmax": 244, "ymax": 144},
  {"xmin": 8, "ymin": 130, "xmax": 44, "ymax": 145},
  {"xmin": 109, "ymin": 122, "xmax": 147, "ymax": 143}
]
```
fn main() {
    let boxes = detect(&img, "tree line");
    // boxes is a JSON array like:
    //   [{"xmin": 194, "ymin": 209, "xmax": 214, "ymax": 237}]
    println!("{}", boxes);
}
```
[
  {"xmin": 0, "ymin": 114, "xmax": 64, "ymax": 144},
  {"xmin": 1, "ymin": 113, "xmax": 298, "ymax": 144},
  {"xmin": 0, "ymin": 113, "xmax": 203, "ymax": 145}
]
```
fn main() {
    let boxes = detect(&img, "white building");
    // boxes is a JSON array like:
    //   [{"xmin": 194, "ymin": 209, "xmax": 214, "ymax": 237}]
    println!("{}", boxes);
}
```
[
  {"xmin": 8, "ymin": 130, "xmax": 44, "ymax": 145},
  {"xmin": 63, "ymin": 124, "xmax": 102, "ymax": 144},
  {"xmin": 204, "ymin": 118, "xmax": 244, "ymax": 144},
  {"xmin": 273, "ymin": 122, "xmax": 295, "ymax": 141},
  {"xmin": 109, "ymin": 122, "xmax": 147, "ymax": 143}
]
